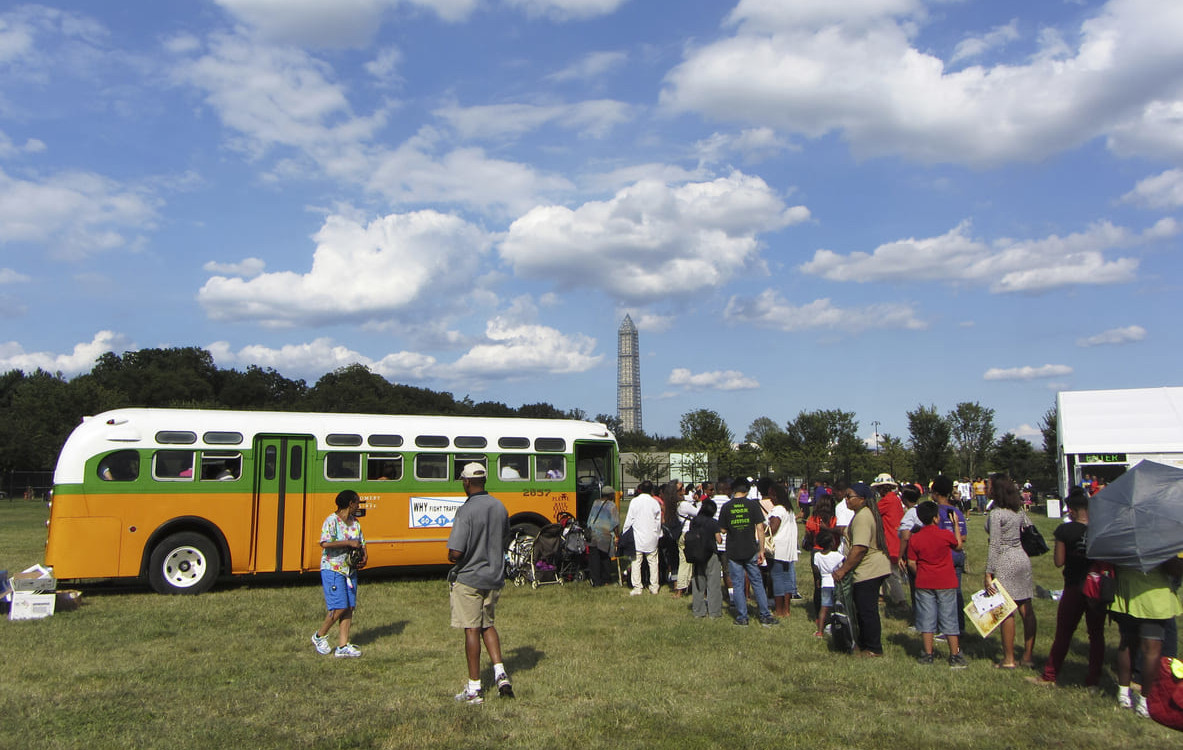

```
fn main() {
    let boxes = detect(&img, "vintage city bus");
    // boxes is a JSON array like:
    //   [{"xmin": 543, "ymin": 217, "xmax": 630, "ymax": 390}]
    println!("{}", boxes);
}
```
[{"xmin": 46, "ymin": 408, "xmax": 618, "ymax": 594}]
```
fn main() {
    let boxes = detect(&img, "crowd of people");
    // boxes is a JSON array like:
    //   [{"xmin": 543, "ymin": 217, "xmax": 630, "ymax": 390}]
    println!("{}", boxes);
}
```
[
  {"xmin": 305, "ymin": 467, "xmax": 1180, "ymax": 719},
  {"xmin": 609, "ymin": 472, "xmax": 1181, "ymax": 718}
]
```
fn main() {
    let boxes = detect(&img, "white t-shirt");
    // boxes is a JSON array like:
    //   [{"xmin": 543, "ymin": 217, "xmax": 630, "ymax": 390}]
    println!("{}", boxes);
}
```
[
  {"xmin": 834, "ymin": 499, "xmax": 855, "ymax": 527},
  {"xmin": 622, "ymin": 492, "xmax": 663, "ymax": 554},
  {"xmin": 815, "ymin": 550, "xmax": 845, "ymax": 588},
  {"xmin": 677, "ymin": 498, "xmax": 699, "ymax": 533},
  {"xmin": 711, "ymin": 494, "xmax": 729, "ymax": 551},
  {"xmin": 769, "ymin": 505, "xmax": 798, "ymax": 562}
]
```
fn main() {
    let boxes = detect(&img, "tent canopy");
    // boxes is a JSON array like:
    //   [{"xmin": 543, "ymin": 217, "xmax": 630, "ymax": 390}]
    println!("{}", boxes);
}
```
[{"xmin": 1058, "ymin": 387, "xmax": 1183, "ymax": 455}]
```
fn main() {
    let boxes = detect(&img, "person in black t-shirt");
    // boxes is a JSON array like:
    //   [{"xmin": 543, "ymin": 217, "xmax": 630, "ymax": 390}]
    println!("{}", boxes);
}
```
[
  {"xmin": 1032, "ymin": 487, "xmax": 1104, "ymax": 687},
  {"xmin": 719, "ymin": 478, "xmax": 778, "ymax": 627}
]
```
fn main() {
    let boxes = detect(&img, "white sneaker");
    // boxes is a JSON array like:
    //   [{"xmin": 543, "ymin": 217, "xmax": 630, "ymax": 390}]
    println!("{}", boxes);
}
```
[
  {"xmin": 1118, "ymin": 690, "xmax": 1133, "ymax": 709},
  {"xmin": 649, "ymin": 587, "xmax": 660, "ymax": 595},
  {"xmin": 629, "ymin": 589, "xmax": 643, "ymax": 596},
  {"xmin": 334, "ymin": 643, "xmax": 361, "ymax": 658},
  {"xmin": 311, "ymin": 632, "xmax": 331, "ymax": 655},
  {"xmin": 1134, "ymin": 696, "xmax": 1150, "ymax": 718},
  {"xmin": 455, "ymin": 687, "xmax": 483, "ymax": 705}
]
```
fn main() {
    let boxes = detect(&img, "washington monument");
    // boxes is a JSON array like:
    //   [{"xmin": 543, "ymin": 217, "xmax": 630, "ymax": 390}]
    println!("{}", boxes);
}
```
[{"xmin": 617, "ymin": 315, "xmax": 641, "ymax": 433}]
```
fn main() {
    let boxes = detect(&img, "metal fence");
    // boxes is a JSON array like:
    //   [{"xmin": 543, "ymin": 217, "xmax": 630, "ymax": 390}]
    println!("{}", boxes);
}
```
[{"xmin": 3, "ymin": 470, "xmax": 54, "ymax": 500}]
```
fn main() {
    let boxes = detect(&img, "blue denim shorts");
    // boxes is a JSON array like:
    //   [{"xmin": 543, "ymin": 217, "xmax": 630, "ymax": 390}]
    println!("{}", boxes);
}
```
[
  {"xmin": 915, "ymin": 588, "xmax": 958, "ymax": 635},
  {"xmin": 322, "ymin": 569, "xmax": 357, "ymax": 611},
  {"xmin": 819, "ymin": 586, "xmax": 835, "ymax": 608}
]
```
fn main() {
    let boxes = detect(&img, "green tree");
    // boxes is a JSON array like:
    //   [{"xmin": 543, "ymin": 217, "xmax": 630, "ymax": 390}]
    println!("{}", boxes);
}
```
[
  {"xmin": 745, "ymin": 416, "xmax": 790, "ymax": 476},
  {"xmin": 991, "ymin": 433, "xmax": 1041, "ymax": 482},
  {"xmin": 680, "ymin": 408, "xmax": 733, "ymax": 479},
  {"xmin": 907, "ymin": 404, "xmax": 951, "ymax": 483},
  {"xmin": 595, "ymin": 413, "xmax": 624, "ymax": 436},
  {"xmin": 91, "ymin": 347, "xmax": 219, "ymax": 406},
  {"xmin": 303, "ymin": 363, "xmax": 396, "ymax": 413},
  {"xmin": 625, "ymin": 452, "xmax": 669, "ymax": 485},
  {"xmin": 875, "ymin": 433, "xmax": 913, "ymax": 481},
  {"xmin": 217, "ymin": 365, "xmax": 307, "ymax": 410},
  {"xmin": 1039, "ymin": 405, "xmax": 1059, "ymax": 491},
  {"xmin": 947, "ymin": 401, "xmax": 995, "ymax": 479},
  {"xmin": 784, "ymin": 410, "xmax": 833, "ymax": 483}
]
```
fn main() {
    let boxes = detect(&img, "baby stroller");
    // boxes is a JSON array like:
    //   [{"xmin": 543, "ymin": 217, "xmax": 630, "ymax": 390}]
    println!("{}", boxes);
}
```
[
  {"xmin": 528, "ymin": 522, "xmax": 565, "ymax": 588},
  {"xmin": 506, "ymin": 527, "xmax": 535, "ymax": 587},
  {"xmin": 556, "ymin": 512, "xmax": 589, "ymax": 582}
]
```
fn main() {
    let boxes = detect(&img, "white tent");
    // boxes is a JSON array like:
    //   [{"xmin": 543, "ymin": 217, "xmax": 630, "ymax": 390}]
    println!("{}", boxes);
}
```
[{"xmin": 1057, "ymin": 387, "xmax": 1183, "ymax": 496}]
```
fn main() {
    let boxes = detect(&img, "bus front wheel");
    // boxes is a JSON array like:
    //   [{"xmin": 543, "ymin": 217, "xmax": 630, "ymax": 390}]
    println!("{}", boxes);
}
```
[{"xmin": 148, "ymin": 532, "xmax": 219, "ymax": 595}]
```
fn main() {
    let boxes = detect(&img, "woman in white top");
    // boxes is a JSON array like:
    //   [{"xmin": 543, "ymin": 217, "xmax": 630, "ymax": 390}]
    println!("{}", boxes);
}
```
[{"xmin": 767, "ymin": 482, "xmax": 800, "ymax": 618}]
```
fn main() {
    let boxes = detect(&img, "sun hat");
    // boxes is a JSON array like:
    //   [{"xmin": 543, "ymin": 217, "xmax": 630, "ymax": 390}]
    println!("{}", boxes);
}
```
[{"xmin": 459, "ymin": 463, "xmax": 487, "ymax": 479}]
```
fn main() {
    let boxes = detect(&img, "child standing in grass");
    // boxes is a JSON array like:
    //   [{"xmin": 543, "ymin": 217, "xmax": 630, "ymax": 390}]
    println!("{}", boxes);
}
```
[
  {"xmin": 906, "ymin": 501, "xmax": 966, "ymax": 668},
  {"xmin": 813, "ymin": 529, "xmax": 843, "ymax": 638},
  {"xmin": 312, "ymin": 489, "xmax": 366, "ymax": 658}
]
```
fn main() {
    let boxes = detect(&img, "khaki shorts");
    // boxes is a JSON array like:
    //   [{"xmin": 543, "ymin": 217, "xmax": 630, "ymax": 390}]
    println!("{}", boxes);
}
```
[{"xmin": 450, "ymin": 582, "xmax": 501, "ymax": 629}]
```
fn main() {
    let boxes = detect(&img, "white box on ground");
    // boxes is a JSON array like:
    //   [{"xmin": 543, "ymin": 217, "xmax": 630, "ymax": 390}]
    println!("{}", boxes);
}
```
[
  {"xmin": 9, "ymin": 591, "xmax": 56, "ymax": 620},
  {"xmin": 10, "ymin": 564, "xmax": 56, "ymax": 593}
]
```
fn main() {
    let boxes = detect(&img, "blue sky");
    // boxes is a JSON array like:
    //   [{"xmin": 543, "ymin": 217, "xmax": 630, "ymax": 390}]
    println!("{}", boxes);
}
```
[{"xmin": 1, "ymin": 0, "xmax": 1180, "ymax": 445}]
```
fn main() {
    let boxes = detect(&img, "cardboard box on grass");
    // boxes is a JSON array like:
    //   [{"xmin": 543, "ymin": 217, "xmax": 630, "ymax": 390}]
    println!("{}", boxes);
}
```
[
  {"xmin": 10, "ymin": 564, "xmax": 55, "ymax": 593},
  {"xmin": 9, "ymin": 591, "xmax": 56, "ymax": 621}
]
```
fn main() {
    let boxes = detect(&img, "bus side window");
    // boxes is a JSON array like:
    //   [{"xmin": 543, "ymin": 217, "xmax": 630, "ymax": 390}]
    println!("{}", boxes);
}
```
[
  {"xmin": 326, "ymin": 452, "xmax": 361, "ymax": 480},
  {"xmin": 264, "ymin": 446, "xmax": 277, "ymax": 481},
  {"xmin": 201, "ymin": 453, "xmax": 242, "ymax": 481},
  {"xmin": 498, "ymin": 455, "xmax": 528, "ymax": 480},
  {"xmin": 154, "ymin": 450, "xmax": 195, "ymax": 480},
  {"xmin": 453, "ymin": 454, "xmax": 487, "ymax": 480},
  {"xmin": 537, "ymin": 455, "xmax": 565, "ymax": 481},
  {"xmin": 98, "ymin": 450, "xmax": 140, "ymax": 482},
  {"xmin": 367, "ymin": 453, "xmax": 403, "ymax": 481},
  {"xmin": 415, "ymin": 454, "xmax": 448, "ymax": 480}
]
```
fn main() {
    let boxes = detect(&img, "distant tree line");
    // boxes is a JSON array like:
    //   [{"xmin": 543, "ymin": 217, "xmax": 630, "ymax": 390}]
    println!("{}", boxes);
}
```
[
  {"xmin": 618, "ymin": 401, "xmax": 1059, "ymax": 494},
  {"xmin": 0, "ymin": 346, "xmax": 596, "ymax": 474},
  {"xmin": 1, "ymin": 345, "xmax": 1060, "ymax": 495}
]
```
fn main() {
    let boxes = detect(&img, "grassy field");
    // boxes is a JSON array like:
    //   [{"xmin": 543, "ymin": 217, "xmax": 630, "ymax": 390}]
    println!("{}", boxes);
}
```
[{"xmin": 1, "ymin": 499, "xmax": 1178, "ymax": 749}]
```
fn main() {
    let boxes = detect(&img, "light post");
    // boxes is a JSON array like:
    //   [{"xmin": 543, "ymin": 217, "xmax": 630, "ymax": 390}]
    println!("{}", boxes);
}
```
[{"xmin": 872, "ymin": 420, "xmax": 881, "ymax": 454}]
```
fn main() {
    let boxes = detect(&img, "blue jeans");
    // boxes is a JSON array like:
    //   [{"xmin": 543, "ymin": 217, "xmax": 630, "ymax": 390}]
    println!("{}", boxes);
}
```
[
  {"xmin": 729, "ymin": 555, "xmax": 771, "ymax": 622},
  {"xmin": 770, "ymin": 558, "xmax": 798, "ymax": 597}
]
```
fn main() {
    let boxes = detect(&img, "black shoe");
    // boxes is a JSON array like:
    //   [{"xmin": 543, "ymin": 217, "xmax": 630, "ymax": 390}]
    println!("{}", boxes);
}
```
[{"xmin": 496, "ymin": 675, "xmax": 515, "ymax": 698}]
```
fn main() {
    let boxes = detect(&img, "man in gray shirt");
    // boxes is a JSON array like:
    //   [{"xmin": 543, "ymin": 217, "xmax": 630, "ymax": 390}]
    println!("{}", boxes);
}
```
[{"xmin": 448, "ymin": 462, "xmax": 513, "ymax": 704}]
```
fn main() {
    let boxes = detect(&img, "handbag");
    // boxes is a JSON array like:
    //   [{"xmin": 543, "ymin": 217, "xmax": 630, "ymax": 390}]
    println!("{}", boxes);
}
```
[
  {"xmin": 617, "ymin": 527, "xmax": 636, "ymax": 557},
  {"xmin": 1019, "ymin": 518, "xmax": 1049, "ymax": 556}
]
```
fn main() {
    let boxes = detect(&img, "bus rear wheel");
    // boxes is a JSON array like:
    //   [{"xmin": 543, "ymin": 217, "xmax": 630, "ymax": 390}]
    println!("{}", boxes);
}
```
[{"xmin": 148, "ymin": 532, "xmax": 219, "ymax": 595}]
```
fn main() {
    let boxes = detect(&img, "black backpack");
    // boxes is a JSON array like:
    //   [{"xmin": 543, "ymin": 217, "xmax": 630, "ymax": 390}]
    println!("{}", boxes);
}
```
[{"xmin": 683, "ymin": 524, "xmax": 713, "ymax": 564}]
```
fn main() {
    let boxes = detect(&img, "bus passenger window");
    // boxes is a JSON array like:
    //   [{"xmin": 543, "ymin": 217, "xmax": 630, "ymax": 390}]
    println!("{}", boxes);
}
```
[
  {"xmin": 264, "ymin": 446, "xmax": 277, "ymax": 481},
  {"xmin": 290, "ymin": 446, "xmax": 303, "ymax": 481},
  {"xmin": 154, "ymin": 450, "xmax": 195, "ymax": 480},
  {"xmin": 498, "ymin": 455, "xmax": 528, "ymax": 480},
  {"xmin": 452, "ymin": 454, "xmax": 487, "ymax": 480},
  {"xmin": 326, "ymin": 453, "xmax": 361, "ymax": 480},
  {"xmin": 98, "ymin": 450, "xmax": 140, "ymax": 482},
  {"xmin": 537, "ymin": 455, "xmax": 565, "ymax": 481},
  {"xmin": 201, "ymin": 453, "xmax": 242, "ymax": 481},
  {"xmin": 367, "ymin": 454, "xmax": 403, "ymax": 481},
  {"xmin": 415, "ymin": 454, "xmax": 448, "ymax": 480}
]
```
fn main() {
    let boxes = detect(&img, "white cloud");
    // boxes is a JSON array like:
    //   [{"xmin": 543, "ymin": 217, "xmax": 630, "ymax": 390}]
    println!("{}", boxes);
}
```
[
  {"xmin": 435, "ymin": 100, "xmax": 633, "ymax": 141},
  {"xmin": 695, "ymin": 127, "xmax": 795, "ymax": 165},
  {"xmin": 0, "ymin": 268, "xmax": 30, "ymax": 284},
  {"xmin": 800, "ymin": 219, "xmax": 1174, "ymax": 293},
  {"xmin": 499, "ymin": 172, "xmax": 809, "ymax": 304},
  {"xmin": 547, "ymin": 50, "xmax": 628, "ymax": 83},
  {"xmin": 1076, "ymin": 325, "xmax": 1147, "ymax": 347},
  {"xmin": 983, "ymin": 364, "xmax": 1074, "ymax": 381},
  {"xmin": 207, "ymin": 338, "xmax": 438, "ymax": 380},
  {"xmin": 662, "ymin": 0, "xmax": 1183, "ymax": 166},
  {"xmin": 1011, "ymin": 423, "xmax": 1043, "ymax": 440},
  {"xmin": 668, "ymin": 367, "xmax": 759, "ymax": 391},
  {"xmin": 213, "ymin": 0, "xmax": 477, "ymax": 48},
  {"xmin": 628, "ymin": 312, "xmax": 674, "ymax": 333},
  {"xmin": 364, "ymin": 46, "xmax": 402, "ymax": 82},
  {"xmin": 724, "ymin": 290, "xmax": 927, "ymax": 333},
  {"xmin": 448, "ymin": 318, "xmax": 602, "ymax": 380},
  {"xmin": 367, "ymin": 130, "xmax": 574, "ymax": 215},
  {"xmin": 172, "ymin": 30, "xmax": 387, "ymax": 168},
  {"xmin": 950, "ymin": 20, "xmax": 1020, "ymax": 64},
  {"xmin": 203, "ymin": 257, "xmax": 266, "ymax": 278},
  {"xmin": 0, "ymin": 167, "xmax": 159, "ymax": 259},
  {"xmin": 504, "ymin": 0, "xmax": 631, "ymax": 22},
  {"xmin": 198, "ymin": 210, "xmax": 490, "ymax": 326},
  {"xmin": 0, "ymin": 330, "xmax": 131, "ymax": 376},
  {"xmin": 1122, "ymin": 169, "xmax": 1183, "ymax": 208}
]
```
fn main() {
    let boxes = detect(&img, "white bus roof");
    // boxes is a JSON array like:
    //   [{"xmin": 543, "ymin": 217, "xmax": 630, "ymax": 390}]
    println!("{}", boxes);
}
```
[
  {"xmin": 1057, "ymin": 387, "xmax": 1183, "ymax": 455},
  {"xmin": 55, "ymin": 408, "xmax": 615, "ymax": 484}
]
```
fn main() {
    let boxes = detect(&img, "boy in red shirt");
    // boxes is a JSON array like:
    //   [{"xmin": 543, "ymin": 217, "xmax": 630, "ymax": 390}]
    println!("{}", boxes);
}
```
[{"xmin": 906, "ymin": 501, "xmax": 967, "ymax": 668}]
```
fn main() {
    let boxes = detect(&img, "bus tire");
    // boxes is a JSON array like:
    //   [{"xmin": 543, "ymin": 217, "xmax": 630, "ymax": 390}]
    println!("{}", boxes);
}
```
[{"xmin": 148, "ymin": 532, "xmax": 219, "ymax": 595}]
